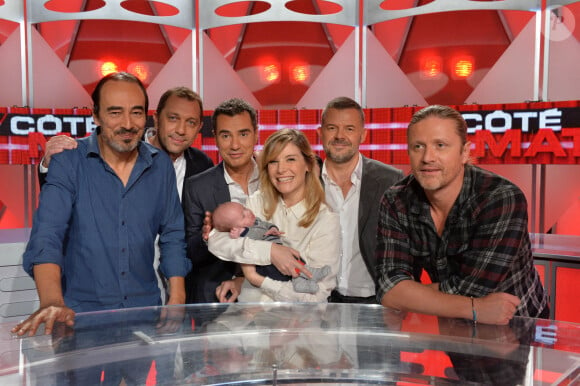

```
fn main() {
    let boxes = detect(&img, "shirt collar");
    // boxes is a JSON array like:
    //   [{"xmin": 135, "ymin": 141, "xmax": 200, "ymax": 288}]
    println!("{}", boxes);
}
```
[
  {"xmin": 84, "ymin": 130, "xmax": 101, "ymax": 157},
  {"xmin": 406, "ymin": 177, "xmax": 428, "ymax": 216},
  {"xmin": 173, "ymin": 153, "xmax": 185, "ymax": 165},
  {"xmin": 223, "ymin": 158, "xmax": 259, "ymax": 185},
  {"xmin": 352, "ymin": 154, "xmax": 363, "ymax": 184},
  {"xmin": 456, "ymin": 164, "xmax": 474, "ymax": 206},
  {"xmin": 85, "ymin": 130, "xmax": 158, "ymax": 166},
  {"xmin": 249, "ymin": 158, "xmax": 260, "ymax": 184},
  {"xmin": 321, "ymin": 152, "xmax": 363, "ymax": 186},
  {"xmin": 447, "ymin": 164, "xmax": 474, "ymax": 221},
  {"xmin": 279, "ymin": 196, "xmax": 307, "ymax": 219}
]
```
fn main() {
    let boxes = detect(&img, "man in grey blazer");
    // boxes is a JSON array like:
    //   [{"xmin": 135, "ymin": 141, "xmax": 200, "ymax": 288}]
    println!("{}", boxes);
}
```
[{"xmin": 318, "ymin": 97, "xmax": 403, "ymax": 304}]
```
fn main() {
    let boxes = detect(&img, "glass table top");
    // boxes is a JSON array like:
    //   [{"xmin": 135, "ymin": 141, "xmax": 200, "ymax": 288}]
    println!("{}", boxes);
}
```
[
  {"xmin": 530, "ymin": 233, "xmax": 580, "ymax": 261},
  {"xmin": 1, "ymin": 303, "xmax": 579, "ymax": 385}
]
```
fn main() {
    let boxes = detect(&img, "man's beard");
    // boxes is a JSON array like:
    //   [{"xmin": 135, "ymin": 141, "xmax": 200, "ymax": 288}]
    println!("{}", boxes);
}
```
[
  {"xmin": 109, "ymin": 128, "xmax": 140, "ymax": 153},
  {"xmin": 324, "ymin": 140, "xmax": 356, "ymax": 164}
]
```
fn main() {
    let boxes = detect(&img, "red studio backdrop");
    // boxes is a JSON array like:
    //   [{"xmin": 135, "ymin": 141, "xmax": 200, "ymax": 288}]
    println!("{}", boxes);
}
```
[{"xmin": 1, "ymin": 101, "xmax": 580, "ymax": 166}]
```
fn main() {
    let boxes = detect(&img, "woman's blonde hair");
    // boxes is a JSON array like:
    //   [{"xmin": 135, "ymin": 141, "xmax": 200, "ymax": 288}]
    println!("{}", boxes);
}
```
[{"xmin": 259, "ymin": 128, "xmax": 325, "ymax": 228}]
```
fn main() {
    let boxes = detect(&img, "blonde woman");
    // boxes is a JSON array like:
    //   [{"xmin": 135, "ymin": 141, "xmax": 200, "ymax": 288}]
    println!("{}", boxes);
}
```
[{"xmin": 208, "ymin": 128, "xmax": 340, "ymax": 302}]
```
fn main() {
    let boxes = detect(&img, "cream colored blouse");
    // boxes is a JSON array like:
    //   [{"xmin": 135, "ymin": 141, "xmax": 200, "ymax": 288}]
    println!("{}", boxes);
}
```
[{"xmin": 208, "ymin": 190, "xmax": 341, "ymax": 302}]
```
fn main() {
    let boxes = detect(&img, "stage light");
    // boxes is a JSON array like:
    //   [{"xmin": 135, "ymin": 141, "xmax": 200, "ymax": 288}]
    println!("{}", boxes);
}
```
[
  {"xmin": 100, "ymin": 61, "xmax": 118, "ymax": 76},
  {"xmin": 291, "ymin": 64, "xmax": 310, "ymax": 83},
  {"xmin": 262, "ymin": 63, "xmax": 280, "ymax": 83},
  {"xmin": 421, "ymin": 56, "xmax": 442, "ymax": 78},
  {"xmin": 454, "ymin": 57, "xmax": 474, "ymax": 78},
  {"xmin": 128, "ymin": 62, "xmax": 150, "ymax": 82}
]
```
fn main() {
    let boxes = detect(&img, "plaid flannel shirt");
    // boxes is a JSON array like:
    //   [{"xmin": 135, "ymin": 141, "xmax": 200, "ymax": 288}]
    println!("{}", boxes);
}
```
[{"xmin": 376, "ymin": 165, "xmax": 548, "ymax": 318}]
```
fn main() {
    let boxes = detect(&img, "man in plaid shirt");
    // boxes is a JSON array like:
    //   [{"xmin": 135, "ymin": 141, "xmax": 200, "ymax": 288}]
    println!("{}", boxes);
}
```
[{"xmin": 376, "ymin": 105, "xmax": 549, "ymax": 325}]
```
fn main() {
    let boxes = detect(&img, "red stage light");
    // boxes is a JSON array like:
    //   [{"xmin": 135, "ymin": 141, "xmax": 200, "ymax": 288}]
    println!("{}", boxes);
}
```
[
  {"xmin": 128, "ymin": 62, "xmax": 149, "ymax": 82},
  {"xmin": 262, "ymin": 63, "xmax": 280, "ymax": 83},
  {"xmin": 100, "ymin": 61, "xmax": 118, "ymax": 77},
  {"xmin": 291, "ymin": 64, "xmax": 310, "ymax": 83},
  {"xmin": 454, "ymin": 57, "xmax": 474, "ymax": 78},
  {"xmin": 421, "ymin": 56, "xmax": 442, "ymax": 78}
]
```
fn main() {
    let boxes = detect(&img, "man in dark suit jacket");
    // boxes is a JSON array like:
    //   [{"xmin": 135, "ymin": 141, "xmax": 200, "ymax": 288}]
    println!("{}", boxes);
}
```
[
  {"xmin": 182, "ymin": 145, "xmax": 214, "ymax": 181},
  {"xmin": 147, "ymin": 87, "xmax": 213, "ymax": 195},
  {"xmin": 182, "ymin": 98, "xmax": 260, "ymax": 303},
  {"xmin": 182, "ymin": 163, "xmax": 239, "ymax": 303},
  {"xmin": 318, "ymin": 97, "xmax": 403, "ymax": 304}
]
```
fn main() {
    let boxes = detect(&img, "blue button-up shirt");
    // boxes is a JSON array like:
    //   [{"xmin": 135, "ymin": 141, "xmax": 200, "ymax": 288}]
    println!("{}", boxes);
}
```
[{"xmin": 24, "ymin": 131, "xmax": 191, "ymax": 312}]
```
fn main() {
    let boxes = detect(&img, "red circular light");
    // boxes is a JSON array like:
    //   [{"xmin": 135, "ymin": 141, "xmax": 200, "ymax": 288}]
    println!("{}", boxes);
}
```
[
  {"xmin": 100, "ymin": 61, "xmax": 118, "ymax": 77},
  {"xmin": 291, "ymin": 64, "xmax": 309, "ymax": 83},
  {"xmin": 263, "ymin": 64, "xmax": 280, "ymax": 83},
  {"xmin": 422, "ymin": 57, "xmax": 442, "ymax": 78},
  {"xmin": 128, "ymin": 62, "xmax": 149, "ymax": 82},
  {"xmin": 454, "ymin": 59, "xmax": 474, "ymax": 78}
]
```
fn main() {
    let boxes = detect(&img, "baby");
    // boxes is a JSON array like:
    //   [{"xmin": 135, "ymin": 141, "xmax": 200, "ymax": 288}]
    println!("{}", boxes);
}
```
[{"xmin": 212, "ymin": 201, "xmax": 330, "ymax": 294}]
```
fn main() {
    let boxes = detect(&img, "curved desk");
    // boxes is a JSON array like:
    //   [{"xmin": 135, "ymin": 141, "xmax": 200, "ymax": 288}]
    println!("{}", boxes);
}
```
[
  {"xmin": 1, "ymin": 303, "xmax": 578, "ymax": 385},
  {"xmin": 2, "ymin": 230, "xmax": 580, "ymax": 324}
]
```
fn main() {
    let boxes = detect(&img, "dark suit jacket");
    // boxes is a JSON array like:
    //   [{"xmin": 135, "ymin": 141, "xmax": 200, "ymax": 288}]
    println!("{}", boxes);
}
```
[
  {"xmin": 182, "ymin": 162, "xmax": 237, "ymax": 303},
  {"xmin": 39, "ymin": 145, "xmax": 213, "ymax": 190},
  {"xmin": 183, "ymin": 147, "xmax": 214, "ymax": 182}
]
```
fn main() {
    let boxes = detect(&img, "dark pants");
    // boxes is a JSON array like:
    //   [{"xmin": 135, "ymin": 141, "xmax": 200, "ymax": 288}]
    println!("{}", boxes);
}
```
[
  {"xmin": 256, "ymin": 264, "xmax": 292, "ymax": 281},
  {"xmin": 256, "ymin": 256, "xmax": 306, "ymax": 282},
  {"xmin": 328, "ymin": 289, "xmax": 377, "ymax": 304}
]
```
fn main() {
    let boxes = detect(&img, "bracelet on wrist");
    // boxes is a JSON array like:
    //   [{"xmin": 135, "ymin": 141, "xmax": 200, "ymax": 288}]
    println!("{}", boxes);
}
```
[{"xmin": 470, "ymin": 296, "xmax": 477, "ymax": 324}]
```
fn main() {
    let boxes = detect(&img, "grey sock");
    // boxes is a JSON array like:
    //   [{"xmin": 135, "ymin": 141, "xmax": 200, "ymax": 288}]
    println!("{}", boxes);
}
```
[
  {"xmin": 304, "ymin": 265, "xmax": 330, "ymax": 282},
  {"xmin": 292, "ymin": 277, "xmax": 319, "ymax": 294}
]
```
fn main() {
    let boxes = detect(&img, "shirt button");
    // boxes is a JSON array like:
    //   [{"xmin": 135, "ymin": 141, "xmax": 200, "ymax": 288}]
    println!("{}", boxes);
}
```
[
  {"xmin": 124, "ymin": 296, "xmax": 127, "ymax": 300},
  {"xmin": 121, "ymin": 271, "xmax": 126, "ymax": 276},
  {"xmin": 121, "ymin": 220, "xmax": 125, "ymax": 226},
  {"xmin": 121, "ymin": 248, "xmax": 126, "ymax": 253}
]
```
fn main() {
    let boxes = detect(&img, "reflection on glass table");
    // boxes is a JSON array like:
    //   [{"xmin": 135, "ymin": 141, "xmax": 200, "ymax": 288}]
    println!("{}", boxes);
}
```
[{"xmin": 1, "ymin": 303, "xmax": 579, "ymax": 385}]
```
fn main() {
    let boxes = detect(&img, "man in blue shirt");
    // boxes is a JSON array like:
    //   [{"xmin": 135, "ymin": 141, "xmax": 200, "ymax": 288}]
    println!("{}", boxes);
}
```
[{"xmin": 13, "ymin": 72, "xmax": 191, "ymax": 336}]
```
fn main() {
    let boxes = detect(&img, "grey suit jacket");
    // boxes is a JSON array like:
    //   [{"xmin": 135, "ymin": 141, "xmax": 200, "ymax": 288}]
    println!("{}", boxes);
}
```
[
  {"xmin": 357, "ymin": 156, "xmax": 404, "ymax": 284},
  {"xmin": 182, "ymin": 162, "xmax": 237, "ymax": 303}
]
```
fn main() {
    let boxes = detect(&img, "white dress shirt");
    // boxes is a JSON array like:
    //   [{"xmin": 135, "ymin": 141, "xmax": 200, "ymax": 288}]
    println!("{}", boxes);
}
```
[
  {"xmin": 321, "ymin": 154, "xmax": 375, "ymax": 297},
  {"xmin": 173, "ymin": 155, "xmax": 186, "ymax": 200},
  {"xmin": 223, "ymin": 158, "xmax": 260, "ymax": 204}
]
